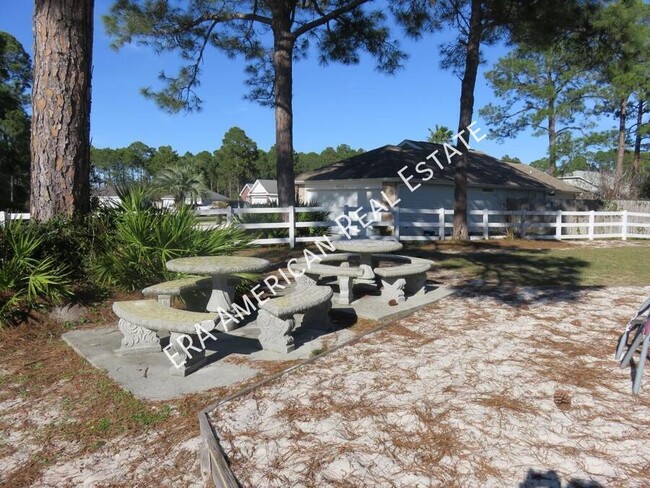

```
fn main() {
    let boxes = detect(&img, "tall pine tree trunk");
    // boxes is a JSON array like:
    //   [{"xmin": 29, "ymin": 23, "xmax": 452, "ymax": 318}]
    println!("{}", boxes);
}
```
[
  {"xmin": 547, "ymin": 61, "xmax": 557, "ymax": 176},
  {"xmin": 31, "ymin": 0, "xmax": 93, "ymax": 221},
  {"xmin": 453, "ymin": 0, "xmax": 482, "ymax": 241},
  {"xmin": 614, "ymin": 95, "xmax": 628, "ymax": 189},
  {"xmin": 272, "ymin": 8, "xmax": 295, "ymax": 208},
  {"xmin": 548, "ymin": 113, "xmax": 557, "ymax": 176},
  {"xmin": 632, "ymin": 98, "xmax": 644, "ymax": 181}
]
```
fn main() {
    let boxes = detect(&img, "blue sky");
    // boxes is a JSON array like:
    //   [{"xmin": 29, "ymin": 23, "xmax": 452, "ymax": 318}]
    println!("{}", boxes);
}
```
[{"xmin": 1, "ymin": 1, "xmax": 585, "ymax": 163}]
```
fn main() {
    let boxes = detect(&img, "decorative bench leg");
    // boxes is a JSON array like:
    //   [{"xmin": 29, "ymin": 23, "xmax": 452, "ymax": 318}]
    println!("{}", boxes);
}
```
[
  {"xmin": 380, "ymin": 277, "xmax": 406, "ymax": 303},
  {"xmin": 156, "ymin": 293, "xmax": 173, "ymax": 307},
  {"xmin": 257, "ymin": 310, "xmax": 295, "ymax": 353},
  {"xmin": 338, "ymin": 276, "xmax": 353, "ymax": 305},
  {"xmin": 115, "ymin": 319, "xmax": 161, "ymax": 356},
  {"xmin": 168, "ymin": 332, "xmax": 208, "ymax": 377},
  {"xmin": 405, "ymin": 272, "xmax": 427, "ymax": 296},
  {"xmin": 302, "ymin": 300, "xmax": 332, "ymax": 329}
]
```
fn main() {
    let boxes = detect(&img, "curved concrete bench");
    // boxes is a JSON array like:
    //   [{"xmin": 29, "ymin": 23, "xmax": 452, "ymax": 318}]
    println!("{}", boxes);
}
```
[
  {"xmin": 113, "ymin": 299, "xmax": 216, "ymax": 376},
  {"xmin": 372, "ymin": 253, "xmax": 435, "ymax": 266},
  {"xmin": 374, "ymin": 262, "xmax": 431, "ymax": 303},
  {"xmin": 258, "ymin": 284, "xmax": 333, "ymax": 353},
  {"xmin": 142, "ymin": 276, "xmax": 212, "ymax": 307},
  {"xmin": 292, "ymin": 261, "xmax": 373, "ymax": 305}
]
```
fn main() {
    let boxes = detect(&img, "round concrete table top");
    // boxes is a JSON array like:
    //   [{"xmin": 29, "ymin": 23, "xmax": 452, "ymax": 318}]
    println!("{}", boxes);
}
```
[
  {"xmin": 332, "ymin": 239, "xmax": 403, "ymax": 254},
  {"xmin": 166, "ymin": 256, "xmax": 270, "ymax": 275}
]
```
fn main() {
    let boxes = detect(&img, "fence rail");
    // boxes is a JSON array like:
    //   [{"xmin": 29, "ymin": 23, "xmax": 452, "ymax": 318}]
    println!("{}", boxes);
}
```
[
  {"xmin": 0, "ymin": 212, "xmax": 30, "ymax": 225},
  {"xmin": 4, "ymin": 207, "xmax": 650, "ymax": 248},
  {"xmin": 196, "ymin": 206, "xmax": 650, "ymax": 247}
]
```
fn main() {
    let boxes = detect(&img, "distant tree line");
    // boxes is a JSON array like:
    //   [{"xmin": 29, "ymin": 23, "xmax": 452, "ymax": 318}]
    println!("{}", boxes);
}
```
[{"xmin": 91, "ymin": 126, "xmax": 363, "ymax": 199}]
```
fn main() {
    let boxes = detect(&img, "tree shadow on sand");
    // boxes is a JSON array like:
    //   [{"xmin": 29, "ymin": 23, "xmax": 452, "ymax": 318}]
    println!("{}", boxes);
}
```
[{"xmin": 406, "ymin": 241, "xmax": 596, "ymax": 306}]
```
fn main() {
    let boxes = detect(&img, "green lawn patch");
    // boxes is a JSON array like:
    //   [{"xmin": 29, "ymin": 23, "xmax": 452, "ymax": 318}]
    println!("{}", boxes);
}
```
[{"xmin": 412, "ymin": 244, "xmax": 650, "ymax": 287}]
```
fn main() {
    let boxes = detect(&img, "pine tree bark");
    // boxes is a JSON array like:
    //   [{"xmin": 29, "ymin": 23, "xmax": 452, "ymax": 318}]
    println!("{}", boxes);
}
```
[
  {"xmin": 547, "ymin": 61, "xmax": 557, "ymax": 176},
  {"xmin": 272, "ymin": 5, "xmax": 296, "ymax": 208},
  {"xmin": 614, "ymin": 95, "xmax": 628, "ymax": 185},
  {"xmin": 453, "ymin": 0, "xmax": 482, "ymax": 241},
  {"xmin": 30, "ymin": 0, "xmax": 93, "ymax": 221},
  {"xmin": 632, "ymin": 98, "xmax": 644, "ymax": 180}
]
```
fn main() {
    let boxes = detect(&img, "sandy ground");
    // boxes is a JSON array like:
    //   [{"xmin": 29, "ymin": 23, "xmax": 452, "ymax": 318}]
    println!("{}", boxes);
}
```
[
  {"xmin": 211, "ymin": 285, "xmax": 650, "ymax": 488},
  {"xmin": 0, "ymin": 395, "xmax": 204, "ymax": 488},
  {"xmin": 2, "ymin": 237, "xmax": 650, "ymax": 487}
]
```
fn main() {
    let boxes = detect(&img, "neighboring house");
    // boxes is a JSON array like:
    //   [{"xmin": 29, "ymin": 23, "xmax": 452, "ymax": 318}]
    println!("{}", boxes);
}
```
[
  {"xmin": 92, "ymin": 185, "xmax": 121, "ymax": 207},
  {"xmin": 295, "ymin": 140, "xmax": 580, "ymax": 213},
  {"xmin": 239, "ymin": 183, "xmax": 252, "ymax": 203},
  {"xmin": 244, "ymin": 179, "xmax": 278, "ymax": 205},
  {"xmin": 558, "ymin": 170, "xmax": 602, "ymax": 198},
  {"xmin": 160, "ymin": 190, "xmax": 232, "ymax": 209}
]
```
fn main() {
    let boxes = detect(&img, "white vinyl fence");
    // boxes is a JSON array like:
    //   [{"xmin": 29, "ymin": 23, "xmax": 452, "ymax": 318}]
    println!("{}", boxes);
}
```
[
  {"xmin": 4, "ymin": 208, "xmax": 649, "ymax": 248},
  {"xmin": 198, "ymin": 206, "xmax": 650, "ymax": 247},
  {"xmin": 0, "ymin": 211, "xmax": 30, "ymax": 225}
]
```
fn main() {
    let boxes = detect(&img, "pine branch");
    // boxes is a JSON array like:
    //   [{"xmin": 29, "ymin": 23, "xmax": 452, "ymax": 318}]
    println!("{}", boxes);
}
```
[{"xmin": 293, "ymin": 0, "xmax": 370, "ymax": 38}]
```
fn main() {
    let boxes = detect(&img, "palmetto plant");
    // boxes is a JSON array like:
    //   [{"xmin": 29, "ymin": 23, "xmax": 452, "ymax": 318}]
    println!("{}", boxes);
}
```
[
  {"xmin": 0, "ymin": 219, "xmax": 71, "ymax": 324},
  {"xmin": 93, "ymin": 187, "xmax": 251, "ymax": 291},
  {"xmin": 151, "ymin": 165, "xmax": 208, "ymax": 206}
]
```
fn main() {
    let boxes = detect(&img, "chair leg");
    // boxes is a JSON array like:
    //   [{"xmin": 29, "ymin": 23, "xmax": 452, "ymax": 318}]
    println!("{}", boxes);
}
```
[
  {"xmin": 620, "ymin": 327, "xmax": 646, "ymax": 368},
  {"xmin": 632, "ymin": 334, "xmax": 650, "ymax": 394},
  {"xmin": 616, "ymin": 320, "xmax": 643, "ymax": 361}
]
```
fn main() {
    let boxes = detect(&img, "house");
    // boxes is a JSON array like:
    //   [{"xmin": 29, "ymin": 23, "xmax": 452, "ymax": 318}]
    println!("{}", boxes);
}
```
[
  {"xmin": 242, "ymin": 179, "xmax": 278, "ymax": 205},
  {"xmin": 558, "ymin": 170, "xmax": 602, "ymax": 198},
  {"xmin": 239, "ymin": 183, "xmax": 252, "ymax": 203},
  {"xmin": 92, "ymin": 185, "xmax": 121, "ymax": 207},
  {"xmin": 506, "ymin": 163, "xmax": 585, "ymax": 200},
  {"xmin": 160, "ymin": 190, "xmax": 232, "ymax": 209},
  {"xmin": 295, "ymin": 140, "xmax": 580, "ymax": 212}
]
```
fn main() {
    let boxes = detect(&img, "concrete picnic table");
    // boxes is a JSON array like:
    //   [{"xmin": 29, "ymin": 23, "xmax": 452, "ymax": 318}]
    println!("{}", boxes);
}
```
[
  {"xmin": 332, "ymin": 239, "xmax": 403, "ymax": 266},
  {"xmin": 166, "ymin": 256, "xmax": 270, "ymax": 313}
]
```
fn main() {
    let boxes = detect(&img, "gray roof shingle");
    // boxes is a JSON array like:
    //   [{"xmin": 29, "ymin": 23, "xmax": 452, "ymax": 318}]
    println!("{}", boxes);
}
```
[{"xmin": 296, "ymin": 140, "xmax": 569, "ymax": 192}]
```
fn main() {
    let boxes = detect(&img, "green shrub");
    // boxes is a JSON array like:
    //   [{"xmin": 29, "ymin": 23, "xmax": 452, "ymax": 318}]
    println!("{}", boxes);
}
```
[
  {"xmin": 93, "ymin": 187, "xmax": 251, "ymax": 291},
  {"xmin": 0, "ymin": 219, "xmax": 72, "ymax": 324}
]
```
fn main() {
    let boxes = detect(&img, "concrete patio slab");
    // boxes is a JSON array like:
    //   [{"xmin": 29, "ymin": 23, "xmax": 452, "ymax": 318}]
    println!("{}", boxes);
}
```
[
  {"xmin": 332, "ymin": 283, "xmax": 455, "ymax": 321},
  {"xmin": 62, "ymin": 317, "xmax": 356, "ymax": 401}
]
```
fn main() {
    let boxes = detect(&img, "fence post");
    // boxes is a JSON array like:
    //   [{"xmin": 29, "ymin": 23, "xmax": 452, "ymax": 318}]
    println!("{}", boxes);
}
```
[
  {"xmin": 0, "ymin": 212, "xmax": 4, "ymax": 227},
  {"xmin": 288, "ymin": 205, "xmax": 295, "ymax": 249},
  {"xmin": 519, "ymin": 209, "xmax": 527, "ymax": 239},
  {"xmin": 622, "ymin": 210, "xmax": 628, "ymax": 241},
  {"xmin": 438, "ymin": 208, "xmax": 445, "ymax": 241},
  {"xmin": 555, "ymin": 211, "xmax": 562, "ymax": 240},
  {"xmin": 343, "ymin": 205, "xmax": 350, "ymax": 237},
  {"xmin": 393, "ymin": 207, "xmax": 400, "ymax": 241},
  {"xmin": 482, "ymin": 209, "xmax": 489, "ymax": 240},
  {"xmin": 588, "ymin": 210, "xmax": 595, "ymax": 240},
  {"xmin": 226, "ymin": 206, "xmax": 233, "ymax": 225}
]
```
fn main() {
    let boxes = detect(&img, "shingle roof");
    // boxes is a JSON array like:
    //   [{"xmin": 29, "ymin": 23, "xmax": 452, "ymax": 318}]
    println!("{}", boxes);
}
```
[
  {"xmin": 296, "ymin": 141, "xmax": 556, "ymax": 191},
  {"xmin": 505, "ymin": 163, "xmax": 581, "ymax": 194},
  {"xmin": 255, "ymin": 179, "xmax": 278, "ymax": 194}
]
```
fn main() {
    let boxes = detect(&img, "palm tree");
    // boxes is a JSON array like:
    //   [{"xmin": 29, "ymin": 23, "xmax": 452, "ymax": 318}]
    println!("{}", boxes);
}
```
[
  {"xmin": 152, "ymin": 166, "xmax": 207, "ymax": 206},
  {"xmin": 427, "ymin": 125, "xmax": 454, "ymax": 144}
]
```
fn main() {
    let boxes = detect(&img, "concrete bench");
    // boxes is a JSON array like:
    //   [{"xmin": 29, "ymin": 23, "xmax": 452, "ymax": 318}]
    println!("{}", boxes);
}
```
[
  {"xmin": 113, "ymin": 299, "xmax": 216, "ymax": 376},
  {"xmin": 374, "ymin": 262, "xmax": 431, "ymax": 303},
  {"xmin": 372, "ymin": 253, "xmax": 434, "ymax": 266},
  {"xmin": 142, "ymin": 276, "xmax": 212, "ymax": 307},
  {"xmin": 257, "ymin": 283, "xmax": 333, "ymax": 353},
  {"xmin": 292, "ymin": 260, "xmax": 373, "ymax": 305}
]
